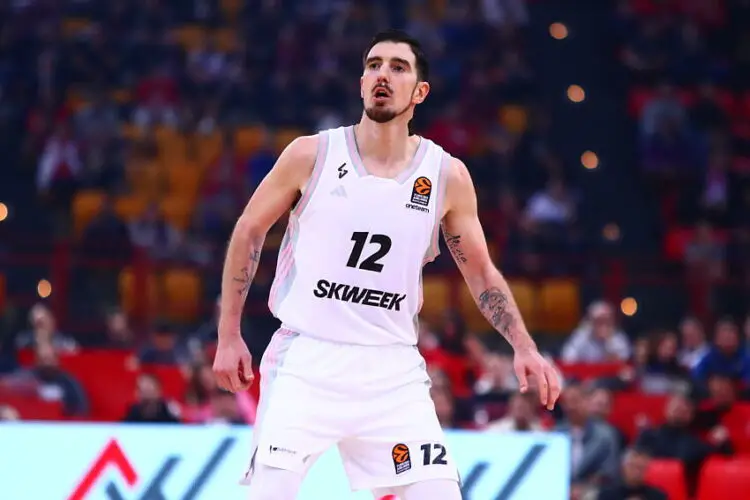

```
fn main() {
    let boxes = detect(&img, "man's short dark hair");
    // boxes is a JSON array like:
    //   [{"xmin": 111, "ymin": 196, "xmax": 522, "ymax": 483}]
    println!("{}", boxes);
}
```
[{"xmin": 363, "ymin": 29, "xmax": 429, "ymax": 82}]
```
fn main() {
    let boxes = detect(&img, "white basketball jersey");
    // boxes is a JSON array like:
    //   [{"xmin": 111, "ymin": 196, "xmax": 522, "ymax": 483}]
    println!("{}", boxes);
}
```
[{"xmin": 268, "ymin": 125, "xmax": 451, "ymax": 346}]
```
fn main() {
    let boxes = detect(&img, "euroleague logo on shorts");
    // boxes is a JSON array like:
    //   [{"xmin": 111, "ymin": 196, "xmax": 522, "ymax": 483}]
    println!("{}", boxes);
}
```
[
  {"xmin": 391, "ymin": 443, "xmax": 412, "ymax": 475},
  {"xmin": 405, "ymin": 176, "xmax": 431, "ymax": 213}
]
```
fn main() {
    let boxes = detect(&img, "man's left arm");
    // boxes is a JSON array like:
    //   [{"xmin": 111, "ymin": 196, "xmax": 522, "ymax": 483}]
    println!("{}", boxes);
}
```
[{"xmin": 440, "ymin": 157, "xmax": 561, "ymax": 409}]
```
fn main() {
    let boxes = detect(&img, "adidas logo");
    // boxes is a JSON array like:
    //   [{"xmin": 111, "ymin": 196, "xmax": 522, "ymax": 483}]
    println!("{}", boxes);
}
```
[{"xmin": 330, "ymin": 186, "xmax": 347, "ymax": 198}]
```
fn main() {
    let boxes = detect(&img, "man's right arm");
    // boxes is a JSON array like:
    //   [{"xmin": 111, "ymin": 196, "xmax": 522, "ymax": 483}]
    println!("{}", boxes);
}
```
[{"xmin": 218, "ymin": 135, "xmax": 318, "ymax": 335}]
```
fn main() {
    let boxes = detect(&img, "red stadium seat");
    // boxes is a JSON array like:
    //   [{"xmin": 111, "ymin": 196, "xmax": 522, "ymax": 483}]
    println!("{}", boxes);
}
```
[
  {"xmin": 59, "ymin": 350, "xmax": 138, "ymax": 421},
  {"xmin": 0, "ymin": 390, "xmax": 64, "ymax": 420},
  {"xmin": 610, "ymin": 393, "xmax": 668, "ymax": 441},
  {"xmin": 557, "ymin": 362, "xmax": 626, "ymax": 382},
  {"xmin": 645, "ymin": 459, "xmax": 688, "ymax": 500},
  {"xmin": 721, "ymin": 403, "xmax": 750, "ymax": 455},
  {"xmin": 697, "ymin": 456, "xmax": 750, "ymax": 500}
]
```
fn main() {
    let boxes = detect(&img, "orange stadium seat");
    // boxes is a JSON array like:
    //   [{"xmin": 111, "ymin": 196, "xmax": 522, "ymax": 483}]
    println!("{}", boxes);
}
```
[
  {"xmin": 195, "ymin": 131, "xmax": 223, "ymax": 166},
  {"xmin": 114, "ymin": 195, "xmax": 149, "ymax": 223},
  {"xmin": 507, "ymin": 279, "xmax": 537, "ymax": 332},
  {"xmin": 162, "ymin": 268, "xmax": 202, "ymax": 323},
  {"xmin": 645, "ymin": 459, "xmax": 688, "ymax": 500},
  {"xmin": 119, "ymin": 267, "xmax": 158, "ymax": 318},
  {"xmin": 697, "ymin": 457, "xmax": 750, "ymax": 500},
  {"xmin": 127, "ymin": 159, "xmax": 165, "ymax": 200},
  {"xmin": 156, "ymin": 127, "xmax": 188, "ymax": 165},
  {"xmin": 538, "ymin": 278, "xmax": 580, "ymax": 333},
  {"xmin": 610, "ymin": 393, "xmax": 667, "ymax": 442},
  {"xmin": 274, "ymin": 128, "xmax": 303, "ymax": 153},
  {"xmin": 62, "ymin": 18, "xmax": 91, "ymax": 38},
  {"xmin": 172, "ymin": 25, "xmax": 207, "ymax": 51},
  {"xmin": 498, "ymin": 105, "xmax": 528, "ymax": 134},
  {"xmin": 159, "ymin": 196, "xmax": 194, "ymax": 231},
  {"xmin": 458, "ymin": 284, "xmax": 489, "ymax": 333},
  {"xmin": 73, "ymin": 190, "xmax": 106, "ymax": 235},
  {"xmin": 214, "ymin": 28, "xmax": 238, "ymax": 52},
  {"xmin": 235, "ymin": 126, "xmax": 266, "ymax": 157},
  {"xmin": 420, "ymin": 275, "xmax": 450, "ymax": 326},
  {"xmin": 166, "ymin": 163, "xmax": 202, "ymax": 199}
]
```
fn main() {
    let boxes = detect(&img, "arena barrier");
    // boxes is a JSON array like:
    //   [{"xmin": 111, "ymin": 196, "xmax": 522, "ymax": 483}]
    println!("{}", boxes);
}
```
[{"xmin": 1, "ymin": 422, "xmax": 570, "ymax": 499}]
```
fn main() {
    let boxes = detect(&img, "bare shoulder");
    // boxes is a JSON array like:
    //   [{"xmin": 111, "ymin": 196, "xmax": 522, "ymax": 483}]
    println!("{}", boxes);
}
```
[
  {"xmin": 443, "ymin": 156, "xmax": 477, "ymax": 213},
  {"xmin": 273, "ymin": 134, "xmax": 320, "ymax": 190}
]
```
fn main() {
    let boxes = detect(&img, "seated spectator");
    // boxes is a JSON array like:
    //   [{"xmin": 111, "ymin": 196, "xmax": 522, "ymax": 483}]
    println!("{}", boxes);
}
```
[
  {"xmin": 640, "ymin": 83, "xmax": 687, "ymax": 138},
  {"xmin": 524, "ymin": 176, "xmax": 576, "ymax": 228},
  {"xmin": 684, "ymin": 221, "xmax": 726, "ymax": 281},
  {"xmin": 561, "ymin": 301, "xmax": 631, "ymax": 364},
  {"xmin": 430, "ymin": 312, "xmax": 480, "ymax": 399},
  {"xmin": 137, "ymin": 321, "xmax": 190, "ymax": 366},
  {"xmin": 635, "ymin": 394, "xmax": 731, "ymax": 493},
  {"xmin": 693, "ymin": 318, "xmax": 750, "ymax": 384},
  {"xmin": 596, "ymin": 447, "xmax": 667, "ymax": 500},
  {"xmin": 123, "ymin": 373, "xmax": 180, "ymax": 424},
  {"xmin": 557, "ymin": 382, "xmax": 620, "ymax": 488},
  {"xmin": 589, "ymin": 387, "xmax": 627, "ymax": 450},
  {"xmin": 678, "ymin": 316, "xmax": 709, "ymax": 370},
  {"xmin": 639, "ymin": 330, "xmax": 690, "ymax": 394},
  {"xmin": 486, "ymin": 392, "xmax": 544, "ymax": 432},
  {"xmin": 129, "ymin": 202, "xmax": 183, "ymax": 261},
  {"xmin": 15, "ymin": 303, "xmax": 78, "ymax": 353},
  {"xmin": 693, "ymin": 373, "xmax": 740, "ymax": 441},
  {"xmin": 1, "ymin": 342, "xmax": 88, "ymax": 417},
  {"xmin": 99, "ymin": 308, "xmax": 136, "ymax": 349},
  {"xmin": 182, "ymin": 363, "xmax": 256, "ymax": 425},
  {"xmin": 641, "ymin": 115, "xmax": 700, "ymax": 176}
]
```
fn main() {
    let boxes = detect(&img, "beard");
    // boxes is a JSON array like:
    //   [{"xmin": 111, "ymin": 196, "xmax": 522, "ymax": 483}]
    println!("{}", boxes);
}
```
[{"xmin": 364, "ymin": 101, "xmax": 412, "ymax": 123}]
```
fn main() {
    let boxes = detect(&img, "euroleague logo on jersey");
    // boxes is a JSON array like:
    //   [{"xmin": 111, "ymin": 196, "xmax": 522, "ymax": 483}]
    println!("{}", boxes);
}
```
[
  {"xmin": 405, "ymin": 176, "xmax": 431, "ymax": 213},
  {"xmin": 391, "ymin": 443, "xmax": 412, "ymax": 475}
]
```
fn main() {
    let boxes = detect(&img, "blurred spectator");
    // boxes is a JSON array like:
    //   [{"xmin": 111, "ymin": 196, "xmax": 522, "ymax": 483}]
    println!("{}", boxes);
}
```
[
  {"xmin": 486, "ymin": 392, "xmax": 543, "ymax": 432},
  {"xmin": 693, "ymin": 374, "xmax": 739, "ymax": 439},
  {"xmin": 561, "ymin": 302, "xmax": 631, "ymax": 364},
  {"xmin": 684, "ymin": 221, "xmax": 726, "ymax": 281},
  {"xmin": 678, "ymin": 316, "xmax": 709, "ymax": 370},
  {"xmin": 0, "ymin": 405, "xmax": 20, "ymax": 421},
  {"xmin": 635, "ymin": 393, "xmax": 732, "ymax": 494},
  {"xmin": 15, "ymin": 303, "xmax": 78, "ymax": 353},
  {"xmin": 182, "ymin": 362, "xmax": 257, "ymax": 425},
  {"xmin": 36, "ymin": 121, "xmax": 83, "ymax": 234},
  {"xmin": 123, "ymin": 373, "xmax": 180, "ymax": 423},
  {"xmin": 2, "ymin": 342, "xmax": 88, "ymax": 417},
  {"xmin": 640, "ymin": 83, "xmax": 687, "ymax": 138},
  {"xmin": 247, "ymin": 129, "xmax": 277, "ymax": 191},
  {"xmin": 524, "ymin": 177, "xmax": 576, "ymax": 227},
  {"xmin": 557, "ymin": 383, "xmax": 620, "ymax": 488},
  {"xmin": 133, "ymin": 67, "xmax": 180, "ymax": 129},
  {"xmin": 137, "ymin": 321, "xmax": 190, "ymax": 366},
  {"xmin": 693, "ymin": 318, "xmax": 750, "ymax": 384},
  {"xmin": 129, "ymin": 202, "xmax": 183, "ymax": 261},
  {"xmin": 639, "ymin": 330, "xmax": 690, "ymax": 394},
  {"xmin": 100, "ymin": 308, "xmax": 136, "ymax": 349},
  {"xmin": 588, "ymin": 387, "xmax": 627, "ymax": 450},
  {"xmin": 596, "ymin": 447, "xmax": 667, "ymax": 500}
]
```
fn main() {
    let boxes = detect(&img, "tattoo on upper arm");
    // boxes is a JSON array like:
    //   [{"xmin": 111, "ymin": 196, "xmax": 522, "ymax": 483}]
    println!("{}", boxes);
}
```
[
  {"xmin": 478, "ymin": 287, "xmax": 515, "ymax": 340},
  {"xmin": 232, "ymin": 249, "xmax": 261, "ymax": 298},
  {"xmin": 442, "ymin": 224, "xmax": 468, "ymax": 264}
]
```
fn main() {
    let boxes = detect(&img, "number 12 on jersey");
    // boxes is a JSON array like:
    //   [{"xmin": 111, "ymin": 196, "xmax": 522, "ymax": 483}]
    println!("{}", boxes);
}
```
[{"xmin": 346, "ymin": 232, "xmax": 392, "ymax": 273}]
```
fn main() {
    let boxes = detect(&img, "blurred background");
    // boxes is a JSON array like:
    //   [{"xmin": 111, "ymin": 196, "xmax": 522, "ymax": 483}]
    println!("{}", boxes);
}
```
[{"xmin": 1, "ymin": 0, "xmax": 750, "ymax": 499}]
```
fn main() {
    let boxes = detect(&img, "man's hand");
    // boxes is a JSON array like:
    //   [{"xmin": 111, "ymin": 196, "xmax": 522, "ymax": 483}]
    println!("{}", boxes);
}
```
[
  {"xmin": 513, "ymin": 348, "xmax": 562, "ymax": 410},
  {"xmin": 213, "ymin": 329, "xmax": 254, "ymax": 393}
]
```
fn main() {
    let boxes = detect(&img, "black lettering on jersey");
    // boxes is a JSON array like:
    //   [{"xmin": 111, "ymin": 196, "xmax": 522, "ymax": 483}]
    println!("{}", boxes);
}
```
[
  {"xmin": 405, "ymin": 203, "xmax": 430, "ymax": 213},
  {"xmin": 313, "ymin": 280, "xmax": 406, "ymax": 311}
]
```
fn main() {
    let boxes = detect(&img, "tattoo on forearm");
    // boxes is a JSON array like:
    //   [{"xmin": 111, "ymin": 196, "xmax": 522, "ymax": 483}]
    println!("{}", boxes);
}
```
[
  {"xmin": 478, "ymin": 287, "xmax": 515, "ymax": 340},
  {"xmin": 232, "ymin": 249, "xmax": 261, "ymax": 298},
  {"xmin": 442, "ymin": 225, "xmax": 468, "ymax": 264}
]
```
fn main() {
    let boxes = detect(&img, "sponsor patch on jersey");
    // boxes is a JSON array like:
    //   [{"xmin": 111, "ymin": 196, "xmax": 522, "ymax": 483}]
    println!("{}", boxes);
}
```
[
  {"xmin": 313, "ymin": 280, "xmax": 407, "ymax": 311},
  {"xmin": 410, "ymin": 176, "xmax": 432, "ymax": 207},
  {"xmin": 391, "ymin": 443, "xmax": 412, "ymax": 475}
]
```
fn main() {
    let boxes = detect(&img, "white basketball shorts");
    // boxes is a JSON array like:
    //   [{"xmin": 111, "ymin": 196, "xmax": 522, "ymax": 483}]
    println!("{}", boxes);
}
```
[{"xmin": 240, "ymin": 327, "xmax": 459, "ymax": 491}]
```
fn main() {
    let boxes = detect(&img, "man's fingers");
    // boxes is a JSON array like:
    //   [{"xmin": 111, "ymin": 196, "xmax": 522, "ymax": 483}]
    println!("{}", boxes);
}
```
[
  {"xmin": 536, "ymin": 366, "xmax": 549, "ymax": 407},
  {"xmin": 514, "ymin": 363, "xmax": 529, "ymax": 393},
  {"xmin": 546, "ymin": 366, "xmax": 562, "ymax": 410}
]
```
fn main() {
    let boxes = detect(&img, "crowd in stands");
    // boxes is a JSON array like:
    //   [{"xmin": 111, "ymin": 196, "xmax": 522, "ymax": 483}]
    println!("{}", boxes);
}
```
[{"xmin": 1, "ymin": 1, "xmax": 750, "ymax": 499}]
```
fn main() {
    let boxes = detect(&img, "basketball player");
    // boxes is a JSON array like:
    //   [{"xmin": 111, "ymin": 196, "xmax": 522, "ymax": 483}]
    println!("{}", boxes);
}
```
[{"xmin": 213, "ymin": 30, "xmax": 562, "ymax": 499}]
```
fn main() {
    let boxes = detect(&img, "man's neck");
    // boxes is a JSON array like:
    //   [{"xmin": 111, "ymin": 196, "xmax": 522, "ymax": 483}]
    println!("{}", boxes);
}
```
[{"xmin": 355, "ymin": 115, "xmax": 412, "ymax": 164}]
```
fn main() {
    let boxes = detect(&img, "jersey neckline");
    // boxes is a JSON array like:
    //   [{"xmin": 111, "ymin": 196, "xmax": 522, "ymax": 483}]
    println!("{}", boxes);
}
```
[{"xmin": 344, "ymin": 125, "xmax": 429, "ymax": 183}]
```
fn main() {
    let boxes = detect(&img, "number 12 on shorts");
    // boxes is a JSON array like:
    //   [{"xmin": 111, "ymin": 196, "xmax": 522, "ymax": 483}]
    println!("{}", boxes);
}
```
[{"xmin": 420, "ymin": 443, "xmax": 448, "ymax": 466}]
